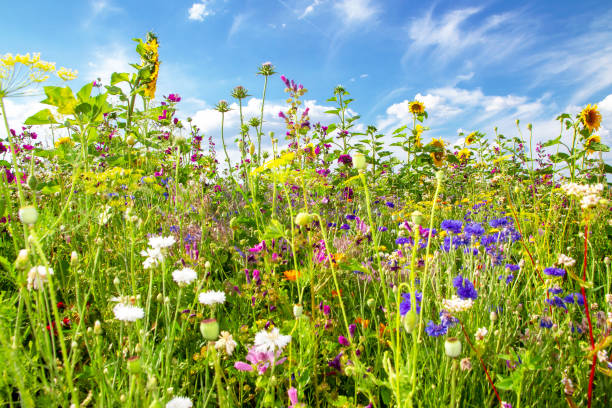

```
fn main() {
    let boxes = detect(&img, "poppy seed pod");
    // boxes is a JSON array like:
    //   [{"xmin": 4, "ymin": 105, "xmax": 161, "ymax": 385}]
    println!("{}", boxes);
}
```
[
  {"xmin": 19, "ymin": 206, "xmax": 38, "ymax": 225},
  {"xmin": 444, "ymin": 337, "xmax": 462, "ymax": 358},
  {"xmin": 295, "ymin": 212, "xmax": 311, "ymax": 227},
  {"xmin": 353, "ymin": 152, "xmax": 367, "ymax": 171},
  {"xmin": 200, "ymin": 318, "xmax": 220, "ymax": 341}
]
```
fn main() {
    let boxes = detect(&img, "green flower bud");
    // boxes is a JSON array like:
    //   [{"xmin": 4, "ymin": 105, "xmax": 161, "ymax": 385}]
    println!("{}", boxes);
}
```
[
  {"xmin": 402, "ymin": 310, "xmax": 418, "ymax": 333},
  {"xmin": 444, "ymin": 337, "xmax": 462, "ymax": 358},
  {"xmin": 18, "ymin": 206, "xmax": 38, "ymax": 225},
  {"xmin": 411, "ymin": 210, "xmax": 424, "ymax": 225},
  {"xmin": 353, "ymin": 152, "xmax": 367, "ymax": 171},
  {"xmin": 126, "ymin": 135, "xmax": 136, "ymax": 146},
  {"xmin": 200, "ymin": 318, "xmax": 220, "ymax": 341},
  {"xmin": 295, "ymin": 212, "xmax": 311, "ymax": 227},
  {"xmin": 27, "ymin": 175, "xmax": 38, "ymax": 190},
  {"xmin": 127, "ymin": 356, "xmax": 142, "ymax": 375},
  {"xmin": 366, "ymin": 298, "xmax": 375, "ymax": 309}
]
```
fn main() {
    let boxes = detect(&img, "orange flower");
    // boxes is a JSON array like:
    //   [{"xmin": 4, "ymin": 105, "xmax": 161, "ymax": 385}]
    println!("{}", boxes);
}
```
[
  {"xmin": 283, "ymin": 269, "xmax": 300, "ymax": 281},
  {"xmin": 332, "ymin": 289, "xmax": 343, "ymax": 297},
  {"xmin": 355, "ymin": 317, "xmax": 370, "ymax": 329},
  {"xmin": 379, "ymin": 323, "xmax": 387, "ymax": 337}
]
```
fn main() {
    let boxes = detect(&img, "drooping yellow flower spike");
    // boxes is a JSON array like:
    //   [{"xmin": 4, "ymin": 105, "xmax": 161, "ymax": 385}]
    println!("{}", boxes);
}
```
[
  {"xmin": 141, "ymin": 35, "xmax": 160, "ymax": 100},
  {"xmin": 0, "ymin": 52, "xmax": 76, "ymax": 98},
  {"xmin": 579, "ymin": 104, "xmax": 601, "ymax": 133}
]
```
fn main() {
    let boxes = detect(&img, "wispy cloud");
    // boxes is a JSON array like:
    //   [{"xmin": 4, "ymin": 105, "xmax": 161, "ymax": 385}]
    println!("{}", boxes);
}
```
[
  {"xmin": 188, "ymin": 0, "xmax": 212, "ymax": 22},
  {"xmin": 334, "ymin": 0, "xmax": 379, "ymax": 24},
  {"xmin": 228, "ymin": 13, "xmax": 248, "ymax": 39},
  {"xmin": 299, "ymin": 0, "xmax": 324, "ymax": 19},
  {"xmin": 403, "ymin": 6, "xmax": 531, "ymax": 67}
]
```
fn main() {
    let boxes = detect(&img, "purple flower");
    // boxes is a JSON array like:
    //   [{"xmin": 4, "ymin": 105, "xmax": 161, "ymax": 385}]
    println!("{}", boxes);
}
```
[
  {"xmin": 400, "ymin": 291, "xmax": 422, "ymax": 315},
  {"xmin": 323, "ymin": 305, "xmax": 331, "ymax": 316},
  {"xmin": 425, "ymin": 321, "xmax": 448, "ymax": 337},
  {"xmin": 349, "ymin": 324, "xmax": 356, "ymax": 337},
  {"xmin": 543, "ymin": 267, "xmax": 565, "ymax": 277},
  {"xmin": 441, "ymin": 220, "xmax": 463, "ymax": 234},
  {"xmin": 540, "ymin": 317, "xmax": 553, "ymax": 329},
  {"xmin": 338, "ymin": 154, "xmax": 353, "ymax": 166},
  {"xmin": 464, "ymin": 223, "xmax": 484, "ymax": 236},
  {"xmin": 545, "ymin": 296, "xmax": 567, "ymax": 310},
  {"xmin": 338, "ymin": 335, "xmax": 350, "ymax": 346},
  {"xmin": 453, "ymin": 275, "xmax": 478, "ymax": 300},
  {"xmin": 167, "ymin": 93, "xmax": 181, "ymax": 102}
]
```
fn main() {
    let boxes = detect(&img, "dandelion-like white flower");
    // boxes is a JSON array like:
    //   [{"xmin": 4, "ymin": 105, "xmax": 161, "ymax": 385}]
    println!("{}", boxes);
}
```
[
  {"xmin": 141, "ymin": 247, "xmax": 164, "ymax": 269},
  {"xmin": 27, "ymin": 265, "xmax": 53, "ymax": 290},
  {"xmin": 113, "ymin": 303, "xmax": 144, "ymax": 322},
  {"xmin": 442, "ymin": 295, "xmax": 474, "ymax": 313},
  {"xmin": 254, "ymin": 327, "xmax": 291, "ymax": 353},
  {"xmin": 198, "ymin": 290, "xmax": 226, "ymax": 305},
  {"xmin": 597, "ymin": 349, "xmax": 609, "ymax": 363},
  {"xmin": 475, "ymin": 327, "xmax": 488, "ymax": 341},
  {"xmin": 148, "ymin": 235, "xmax": 176, "ymax": 250},
  {"xmin": 172, "ymin": 267, "xmax": 197, "ymax": 285},
  {"xmin": 166, "ymin": 396, "xmax": 192, "ymax": 408},
  {"xmin": 215, "ymin": 331, "xmax": 237, "ymax": 356}
]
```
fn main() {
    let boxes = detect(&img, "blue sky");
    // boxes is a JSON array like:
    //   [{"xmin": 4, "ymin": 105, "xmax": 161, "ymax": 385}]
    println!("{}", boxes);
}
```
[{"xmin": 3, "ymin": 0, "xmax": 612, "ymax": 157}]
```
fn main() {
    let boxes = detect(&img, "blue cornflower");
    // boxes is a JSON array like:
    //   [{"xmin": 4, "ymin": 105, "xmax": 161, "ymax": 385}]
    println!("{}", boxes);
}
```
[
  {"xmin": 464, "ymin": 223, "xmax": 485, "ymax": 236},
  {"xmin": 548, "ymin": 287, "xmax": 563, "ymax": 295},
  {"xmin": 339, "ymin": 223, "xmax": 350, "ymax": 230},
  {"xmin": 563, "ymin": 292, "xmax": 585, "ymax": 306},
  {"xmin": 489, "ymin": 217, "xmax": 510, "ymax": 228},
  {"xmin": 441, "ymin": 220, "xmax": 463, "ymax": 234},
  {"xmin": 505, "ymin": 274, "xmax": 514, "ymax": 284},
  {"xmin": 400, "ymin": 292, "xmax": 423, "ymax": 315},
  {"xmin": 545, "ymin": 296, "xmax": 567, "ymax": 310},
  {"xmin": 439, "ymin": 310, "xmax": 458, "ymax": 328},
  {"xmin": 425, "ymin": 321, "xmax": 448, "ymax": 337},
  {"xmin": 346, "ymin": 214, "xmax": 357, "ymax": 220},
  {"xmin": 385, "ymin": 202, "xmax": 395, "ymax": 208},
  {"xmin": 540, "ymin": 317, "xmax": 553, "ymax": 329},
  {"xmin": 453, "ymin": 275, "xmax": 478, "ymax": 300},
  {"xmin": 543, "ymin": 267, "xmax": 566, "ymax": 277},
  {"xmin": 396, "ymin": 237, "xmax": 412, "ymax": 245},
  {"xmin": 505, "ymin": 264, "xmax": 520, "ymax": 272},
  {"xmin": 378, "ymin": 226, "xmax": 388, "ymax": 232},
  {"xmin": 169, "ymin": 225, "xmax": 179, "ymax": 233}
]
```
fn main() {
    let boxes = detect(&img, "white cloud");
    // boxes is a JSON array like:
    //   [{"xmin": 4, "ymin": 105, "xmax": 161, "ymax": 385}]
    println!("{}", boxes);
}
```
[
  {"xmin": 404, "ymin": 7, "xmax": 530, "ymax": 66},
  {"xmin": 334, "ymin": 0, "xmax": 378, "ymax": 24},
  {"xmin": 360, "ymin": 73, "xmax": 368, "ymax": 79},
  {"xmin": 299, "ymin": 0, "xmax": 323, "ymax": 19},
  {"xmin": 188, "ymin": 1, "xmax": 212, "ymax": 22},
  {"xmin": 229, "ymin": 14, "xmax": 248, "ymax": 38},
  {"xmin": 86, "ymin": 43, "xmax": 131, "ymax": 83}
]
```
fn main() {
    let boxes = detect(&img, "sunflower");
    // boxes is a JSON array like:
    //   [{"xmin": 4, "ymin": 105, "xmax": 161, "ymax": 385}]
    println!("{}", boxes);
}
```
[
  {"xmin": 457, "ymin": 148, "xmax": 471, "ymax": 162},
  {"xmin": 585, "ymin": 134, "xmax": 601, "ymax": 155},
  {"xmin": 580, "ymin": 104, "xmax": 601, "ymax": 132},
  {"xmin": 429, "ymin": 138, "xmax": 446, "ymax": 167},
  {"xmin": 54, "ymin": 136, "xmax": 74, "ymax": 149},
  {"xmin": 141, "ymin": 34, "xmax": 160, "ymax": 100},
  {"xmin": 408, "ymin": 100, "xmax": 425, "ymax": 115},
  {"xmin": 465, "ymin": 132, "xmax": 477, "ymax": 145}
]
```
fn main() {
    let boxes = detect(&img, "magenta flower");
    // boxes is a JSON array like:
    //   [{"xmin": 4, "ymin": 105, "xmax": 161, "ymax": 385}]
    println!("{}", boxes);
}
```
[
  {"xmin": 234, "ymin": 346, "xmax": 287, "ymax": 375},
  {"xmin": 338, "ymin": 335, "xmax": 350, "ymax": 346},
  {"xmin": 167, "ymin": 93, "xmax": 181, "ymax": 103}
]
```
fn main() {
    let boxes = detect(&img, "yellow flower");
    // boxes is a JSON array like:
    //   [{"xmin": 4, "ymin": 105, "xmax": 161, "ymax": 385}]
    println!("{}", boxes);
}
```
[
  {"xmin": 141, "ymin": 36, "xmax": 160, "ymax": 100},
  {"xmin": 1, "ymin": 52, "xmax": 73, "ymax": 98},
  {"xmin": 580, "ymin": 104, "xmax": 601, "ymax": 132},
  {"xmin": 408, "ymin": 100, "xmax": 425, "ymax": 115},
  {"xmin": 457, "ymin": 148, "xmax": 471, "ymax": 162},
  {"xmin": 585, "ymin": 134, "xmax": 601, "ymax": 154},
  {"xmin": 414, "ymin": 124, "xmax": 424, "ymax": 147},
  {"xmin": 429, "ymin": 138, "xmax": 446, "ymax": 167},
  {"xmin": 54, "ymin": 136, "xmax": 74, "ymax": 148},
  {"xmin": 57, "ymin": 67, "xmax": 78, "ymax": 81},
  {"xmin": 465, "ymin": 132, "xmax": 477, "ymax": 145}
]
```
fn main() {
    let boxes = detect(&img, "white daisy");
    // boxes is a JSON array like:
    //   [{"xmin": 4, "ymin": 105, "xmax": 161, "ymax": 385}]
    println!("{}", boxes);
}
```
[
  {"xmin": 254, "ymin": 327, "xmax": 291, "ymax": 353},
  {"xmin": 113, "ymin": 303, "xmax": 144, "ymax": 322},
  {"xmin": 27, "ymin": 265, "xmax": 54, "ymax": 290},
  {"xmin": 172, "ymin": 267, "xmax": 197, "ymax": 285},
  {"xmin": 215, "ymin": 331, "xmax": 237, "ymax": 356},
  {"xmin": 475, "ymin": 327, "xmax": 488, "ymax": 341},
  {"xmin": 141, "ymin": 247, "xmax": 163, "ymax": 269},
  {"xmin": 148, "ymin": 235, "xmax": 176, "ymax": 250},
  {"xmin": 198, "ymin": 290, "xmax": 226, "ymax": 305},
  {"xmin": 166, "ymin": 396, "xmax": 192, "ymax": 408}
]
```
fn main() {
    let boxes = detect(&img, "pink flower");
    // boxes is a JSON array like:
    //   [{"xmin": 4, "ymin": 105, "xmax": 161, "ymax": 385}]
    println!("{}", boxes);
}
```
[
  {"xmin": 234, "ymin": 346, "xmax": 287, "ymax": 375},
  {"xmin": 288, "ymin": 387, "xmax": 299, "ymax": 407}
]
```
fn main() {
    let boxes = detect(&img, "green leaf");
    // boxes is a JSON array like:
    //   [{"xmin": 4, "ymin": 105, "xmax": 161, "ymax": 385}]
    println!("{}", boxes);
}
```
[
  {"xmin": 41, "ymin": 86, "xmax": 77, "ymax": 114},
  {"xmin": 111, "ymin": 72, "xmax": 130, "ymax": 85},
  {"xmin": 324, "ymin": 109, "xmax": 340, "ymax": 115},
  {"xmin": 24, "ymin": 109, "xmax": 58, "ymax": 125},
  {"xmin": 542, "ymin": 135, "xmax": 561, "ymax": 147},
  {"xmin": 549, "ymin": 152, "xmax": 569, "ymax": 163},
  {"xmin": 586, "ymin": 142, "xmax": 609, "ymax": 152},
  {"xmin": 77, "ymin": 82, "xmax": 93, "ymax": 102}
]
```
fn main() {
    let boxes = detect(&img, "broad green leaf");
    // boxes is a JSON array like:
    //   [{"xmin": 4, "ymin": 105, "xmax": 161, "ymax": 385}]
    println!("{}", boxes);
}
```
[
  {"xmin": 110, "ymin": 72, "xmax": 130, "ymax": 85},
  {"xmin": 24, "ymin": 109, "xmax": 57, "ymax": 125},
  {"xmin": 41, "ymin": 86, "xmax": 77, "ymax": 114}
]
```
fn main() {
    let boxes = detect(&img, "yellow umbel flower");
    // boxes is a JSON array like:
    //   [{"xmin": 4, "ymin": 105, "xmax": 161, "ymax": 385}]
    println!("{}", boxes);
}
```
[
  {"xmin": 580, "ymin": 104, "xmax": 601, "ymax": 132},
  {"xmin": 408, "ymin": 100, "xmax": 425, "ymax": 115},
  {"xmin": 429, "ymin": 138, "xmax": 446, "ymax": 167},
  {"xmin": 1, "ymin": 52, "xmax": 75, "ymax": 98},
  {"xmin": 57, "ymin": 67, "xmax": 79, "ymax": 81}
]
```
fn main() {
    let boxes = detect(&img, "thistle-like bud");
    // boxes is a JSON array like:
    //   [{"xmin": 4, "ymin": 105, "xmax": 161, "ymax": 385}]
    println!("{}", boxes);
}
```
[
  {"xmin": 231, "ymin": 85, "xmax": 250, "ymax": 100},
  {"xmin": 215, "ymin": 100, "xmax": 230, "ymax": 113},
  {"xmin": 257, "ymin": 62, "xmax": 276, "ymax": 76}
]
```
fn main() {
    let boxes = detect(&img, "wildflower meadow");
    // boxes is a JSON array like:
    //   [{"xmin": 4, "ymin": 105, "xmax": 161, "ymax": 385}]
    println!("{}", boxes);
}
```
[{"xmin": 1, "ymin": 31, "xmax": 611, "ymax": 408}]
